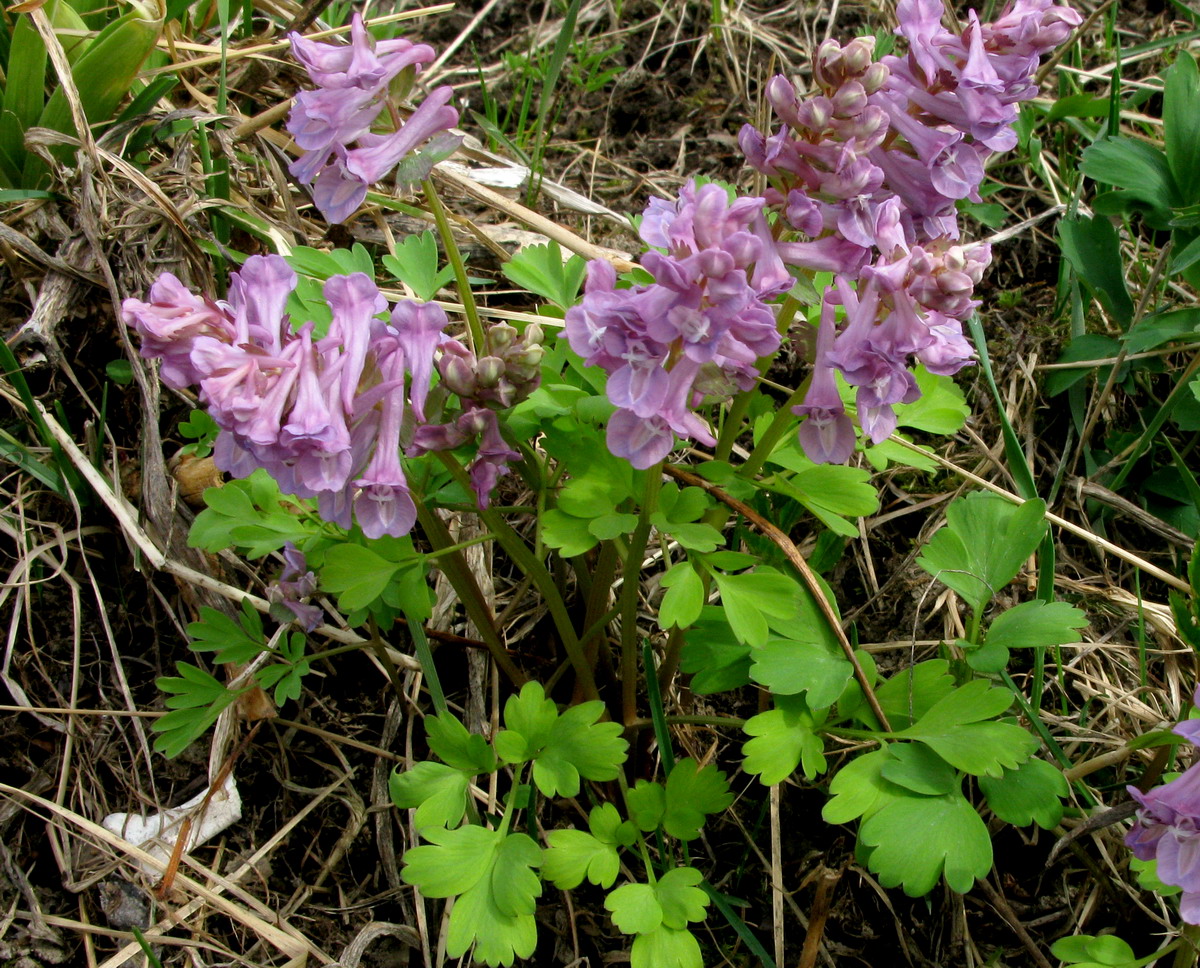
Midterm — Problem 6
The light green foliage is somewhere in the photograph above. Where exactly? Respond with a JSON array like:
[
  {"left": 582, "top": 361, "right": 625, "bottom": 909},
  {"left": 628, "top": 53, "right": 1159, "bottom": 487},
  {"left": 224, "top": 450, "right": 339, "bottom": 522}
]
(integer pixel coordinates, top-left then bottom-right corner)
[
  {"left": 426, "top": 712, "right": 498, "bottom": 774},
  {"left": 972, "top": 599, "right": 1087, "bottom": 672},
  {"left": 978, "top": 757, "right": 1069, "bottom": 829},
  {"left": 630, "top": 926, "right": 704, "bottom": 968},
  {"left": 625, "top": 779, "right": 666, "bottom": 830},
  {"left": 606, "top": 868, "right": 709, "bottom": 968},
  {"left": 750, "top": 637, "right": 853, "bottom": 708},
  {"left": 382, "top": 231, "right": 456, "bottom": 302},
  {"left": 742, "top": 694, "right": 828, "bottom": 784},
  {"left": 894, "top": 679, "right": 1037, "bottom": 777},
  {"left": 823, "top": 748, "right": 906, "bottom": 824},
  {"left": 650, "top": 483, "right": 722, "bottom": 552},
  {"left": 493, "top": 682, "right": 628, "bottom": 796},
  {"left": 189, "top": 471, "right": 315, "bottom": 558},
  {"left": 542, "top": 427, "right": 639, "bottom": 555},
  {"left": 402, "top": 827, "right": 542, "bottom": 966},
  {"left": 711, "top": 567, "right": 802, "bottom": 646},
  {"left": 663, "top": 759, "right": 734, "bottom": 840},
  {"left": 859, "top": 788, "right": 992, "bottom": 895},
  {"left": 1051, "top": 934, "right": 1161, "bottom": 968},
  {"left": 762, "top": 447, "right": 879, "bottom": 536},
  {"left": 187, "top": 600, "right": 265, "bottom": 665},
  {"left": 917, "top": 493, "right": 1048, "bottom": 613},
  {"left": 178, "top": 409, "right": 220, "bottom": 458},
  {"left": 318, "top": 537, "right": 432, "bottom": 625},
  {"left": 285, "top": 244, "right": 375, "bottom": 331},
  {"left": 1058, "top": 216, "right": 1135, "bottom": 328},
  {"left": 679, "top": 607, "right": 752, "bottom": 694},
  {"left": 866, "top": 658, "right": 955, "bottom": 730},
  {"left": 659, "top": 561, "right": 706, "bottom": 630},
  {"left": 892, "top": 367, "right": 972, "bottom": 435},
  {"left": 543, "top": 803, "right": 636, "bottom": 889},
  {"left": 255, "top": 631, "right": 311, "bottom": 705},
  {"left": 501, "top": 241, "right": 587, "bottom": 310},
  {"left": 879, "top": 743, "right": 958, "bottom": 796},
  {"left": 389, "top": 761, "right": 470, "bottom": 830},
  {"left": 153, "top": 662, "right": 243, "bottom": 757}
]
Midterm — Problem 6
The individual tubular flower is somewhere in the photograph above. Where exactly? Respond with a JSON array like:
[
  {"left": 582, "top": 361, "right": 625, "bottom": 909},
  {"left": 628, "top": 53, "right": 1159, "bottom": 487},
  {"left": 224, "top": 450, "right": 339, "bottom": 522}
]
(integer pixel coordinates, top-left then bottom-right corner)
[
  {"left": 286, "top": 13, "right": 462, "bottom": 223},
  {"left": 267, "top": 543, "right": 323, "bottom": 631},
  {"left": 121, "top": 274, "right": 235, "bottom": 388},
  {"left": 1127, "top": 693, "right": 1200, "bottom": 924},
  {"left": 565, "top": 181, "right": 788, "bottom": 467}
]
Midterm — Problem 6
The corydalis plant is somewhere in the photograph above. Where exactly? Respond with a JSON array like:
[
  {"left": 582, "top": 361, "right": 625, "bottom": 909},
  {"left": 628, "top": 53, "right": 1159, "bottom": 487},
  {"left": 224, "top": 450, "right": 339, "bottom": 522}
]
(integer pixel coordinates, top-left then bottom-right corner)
[{"left": 287, "top": 14, "right": 462, "bottom": 223}]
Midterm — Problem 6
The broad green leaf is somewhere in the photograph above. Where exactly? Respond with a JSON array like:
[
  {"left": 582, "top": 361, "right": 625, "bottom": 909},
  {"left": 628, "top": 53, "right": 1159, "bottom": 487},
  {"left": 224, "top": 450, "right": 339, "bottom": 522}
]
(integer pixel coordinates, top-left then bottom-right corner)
[
  {"left": 543, "top": 828, "right": 620, "bottom": 889},
  {"left": 859, "top": 789, "right": 992, "bottom": 895},
  {"left": 630, "top": 926, "right": 703, "bottom": 968},
  {"left": 655, "top": 867, "right": 709, "bottom": 928},
  {"left": 822, "top": 748, "right": 909, "bottom": 824},
  {"left": 320, "top": 544, "right": 403, "bottom": 613},
  {"left": 186, "top": 603, "right": 265, "bottom": 665},
  {"left": 978, "top": 757, "right": 1068, "bottom": 829},
  {"left": 659, "top": 562, "right": 706, "bottom": 630},
  {"left": 1045, "top": 333, "right": 1123, "bottom": 396},
  {"left": 983, "top": 599, "right": 1087, "bottom": 671},
  {"left": 1080, "top": 136, "right": 1177, "bottom": 222},
  {"left": 1165, "top": 54, "right": 1200, "bottom": 201},
  {"left": 893, "top": 367, "right": 970, "bottom": 434},
  {"left": 152, "top": 662, "right": 243, "bottom": 757},
  {"left": 188, "top": 473, "right": 313, "bottom": 558},
  {"left": 917, "top": 493, "right": 1048, "bottom": 613},
  {"left": 879, "top": 742, "right": 958, "bottom": 796},
  {"left": 896, "top": 680, "right": 1038, "bottom": 777},
  {"left": 381, "top": 231, "right": 455, "bottom": 302},
  {"left": 494, "top": 681, "right": 559, "bottom": 761},
  {"left": 1058, "top": 216, "right": 1135, "bottom": 328},
  {"left": 401, "top": 824, "right": 498, "bottom": 897},
  {"left": 712, "top": 568, "right": 801, "bottom": 646},
  {"left": 588, "top": 802, "right": 638, "bottom": 847},
  {"left": 651, "top": 517, "right": 723, "bottom": 552},
  {"left": 606, "top": 882, "right": 663, "bottom": 934},
  {"left": 663, "top": 758, "right": 733, "bottom": 840},
  {"left": 442, "top": 832, "right": 540, "bottom": 966},
  {"left": 742, "top": 695, "right": 827, "bottom": 784},
  {"left": 490, "top": 833, "right": 542, "bottom": 917},
  {"left": 589, "top": 511, "right": 639, "bottom": 540},
  {"left": 1050, "top": 933, "right": 1159, "bottom": 968},
  {"left": 679, "top": 608, "right": 752, "bottom": 693},
  {"left": 1123, "top": 308, "right": 1200, "bottom": 353},
  {"left": 388, "top": 761, "right": 470, "bottom": 830},
  {"left": 501, "top": 241, "right": 587, "bottom": 309},
  {"left": 541, "top": 509, "right": 599, "bottom": 556},
  {"left": 867, "top": 659, "right": 956, "bottom": 731},
  {"left": 625, "top": 779, "right": 666, "bottom": 831},
  {"left": 426, "top": 712, "right": 497, "bottom": 774},
  {"left": 750, "top": 637, "right": 852, "bottom": 708}
]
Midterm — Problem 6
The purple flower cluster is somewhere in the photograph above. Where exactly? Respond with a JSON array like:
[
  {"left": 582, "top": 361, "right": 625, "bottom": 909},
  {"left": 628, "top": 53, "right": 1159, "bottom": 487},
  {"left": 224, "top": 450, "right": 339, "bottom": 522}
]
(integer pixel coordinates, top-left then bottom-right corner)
[
  {"left": 737, "top": 0, "right": 1079, "bottom": 462},
  {"left": 122, "top": 255, "right": 451, "bottom": 538},
  {"left": 1127, "top": 692, "right": 1200, "bottom": 923},
  {"left": 563, "top": 181, "right": 791, "bottom": 468},
  {"left": 268, "top": 543, "right": 322, "bottom": 630},
  {"left": 286, "top": 14, "right": 461, "bottom": 223}
]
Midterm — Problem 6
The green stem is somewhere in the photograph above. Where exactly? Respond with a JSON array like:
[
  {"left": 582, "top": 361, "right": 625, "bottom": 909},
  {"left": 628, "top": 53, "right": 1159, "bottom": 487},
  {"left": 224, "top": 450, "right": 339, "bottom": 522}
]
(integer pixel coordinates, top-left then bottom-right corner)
[
  {"left": 414, "top": 500, "right": 526, "bottom": 687},
  {"left": 615, "top": 770, "right": 658, "bottom": 884},
  {"left": 436, "top": 452, "right": 600, "bottom": 702},
  {"left": 620, "top": 466, "right": 662, "bottom": 724},
  {"left": 739, "top": 381, "right": 807, "bottom": 479},
  {"left": 423, "top": 179, "right": 486, "bottom": 352},
  {"left": 627, "top": 714, "right": 747, "bottom": 729},
  {"left": 714, "top": 388, "right": 756, "bottom": 463},
  {"left": 409, "top": 617, "right": 447, "bottom": 716}
]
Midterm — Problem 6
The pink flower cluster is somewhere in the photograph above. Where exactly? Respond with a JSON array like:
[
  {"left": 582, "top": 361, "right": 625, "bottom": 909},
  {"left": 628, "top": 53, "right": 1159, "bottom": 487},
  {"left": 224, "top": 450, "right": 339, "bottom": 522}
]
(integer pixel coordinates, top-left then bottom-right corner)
[
  {"left": 122, "top": 255, "right": 449, "bottom": 538},
  {"left": 563, "top": 181, "right": 791, "bottom": 468},
  {"left": 739, "top": 0, "right": 1079, "bottom": 462},
  {"left": 286, "top": 14, "right": 461, "bottom": 223}
]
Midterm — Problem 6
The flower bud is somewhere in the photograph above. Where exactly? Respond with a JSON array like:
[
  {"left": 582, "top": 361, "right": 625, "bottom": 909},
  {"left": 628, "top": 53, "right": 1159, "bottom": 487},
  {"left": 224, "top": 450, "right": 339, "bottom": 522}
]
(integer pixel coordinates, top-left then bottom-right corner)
[
  {"left": 440, "top": 354, "right": 477, "bottom": 398},
  {"left": 476, "top": 355, "right": 505, "bottom": 388},
  {"left": 766, "top": 75, "right": 801, "bottom": 128},
  {"left": 831, "top": 81, "right": 868, "bottom": 119},
  {"left": 487, "top": 323, "right": 517, "bottom": 352},
  {"left": 861, "top": 62, "right": 890, "bottom": 94},
  {"left": 813, "top": 40, "right": 844, "bottom": 91},
  {"left": 796, "top": 96, "right": 832, "bottom": 132},
  {"left": 841, "top": 37, "right": 876, "bottom": 77}
]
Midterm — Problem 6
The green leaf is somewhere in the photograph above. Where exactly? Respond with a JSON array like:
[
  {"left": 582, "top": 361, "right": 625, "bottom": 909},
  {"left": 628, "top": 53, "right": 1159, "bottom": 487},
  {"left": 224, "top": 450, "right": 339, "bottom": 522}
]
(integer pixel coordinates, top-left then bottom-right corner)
[
  {"left": 543, "top": 828, "right": 620, "bottom": 889},
  {"left": 655, "top": 867, "right": 709, "bottom": 928},
  {"left": 381, "top": 231, "right": 455, "bottom": 302},
  {"left": 1124, "top": 308, "right": 1200, "bottom": 354},
  {"left": 607, "top": 882, "right": 663, "bottom": 935},
  {"left": 1050, "top": 933, "right": 1159, "bottom": 968},
  {"left": 1080, "top": 136, "right": 1177, "bottom": 222},
  {"left": 895, "top": 680, "right": 1038, "bottom": 777},
  {"left": 750, "top": 637, "right": 853, "bottom": 708},
  {"left": 917, "top": 493, "right": 1048, "bottom": 613},
  {"left": 1165, "top": 54, "right": 1200, "bottom": 201},
  {"left": 541, "top": 509, "right": 599, "bottom": 557},
  {"left": 712, "top": 568, "right": 801, "bottom": 646},
  {"left": 426, "top": 712, "right": 497, "bottom": 774},
  {"left": 879, "top": 743, "right": 958, "bottom": 796},
  {"left": 742, "top": 694, "right": 828, "bottom": 784},
  {"left": 761, "top": 454, "right": 878, "bottom": 535},
  {"left": 440, "top": 832, "right": 541, "bottom": 967},
  {"left": 630, "top": 926, "right": 703, "bottom": 968},
  {"left": 188, "top": 473, "right": 313, "bottom": 558},
  {"left": 1058, "top": 216, "right": 1136, "bottom": 328},
  {"left": 822, "top": 748, "right": 909, "bottom": 824},
  {"left": 402, "top": 824, "right": 499, "bottom": 896},
  {"left": 679, "top": 608, "right": 752, "bottom": 694},
  {"left": 501, "top": 241, "right": 587, "bottom": 309},
  {"left": 588, "top": 802, "right": 638, "bottom": 846},
  {"left": 983, "top": 599, "right": 1087, "bottom": 668},
  {"left": 186, "top": 602, "right": 265, "bottom": 665},
  {"left": 389, "top": 761, "right": 470, "bottom": 830},
  {"left": 1045, "top": 333, "right": 1123, "bottom": 396},
  {"left": 494, "top": 682, "right": 628, "bottom": 796},
  {"left": 152, "top": 662, "right": 243, "bottom": 757},
  {"left": 319, "top": 543, "right": 403, "bottom": 613},
  {"left": 859, "top": 788, "right": 992, "bottom": 895},
  {"left": 625, "top": 779, "right": 666, "bottom": 831},
  {"left": 867, "top": 659, "right": 956, "bottom": 731},
  {"left": 659, "top": 562, "right": 706, "bottom": 630},
  {"left": 892, "top": 367, "right": 970, "bottom": 435},
  {"left": 978, "top": 757, "right": 1068, "bottom": 829},
  {"left": 663, "top": 758, "right": 733, "bottom": 840},
  {"left": 589, "top": 511, "right": 639, "bottom": 540}
]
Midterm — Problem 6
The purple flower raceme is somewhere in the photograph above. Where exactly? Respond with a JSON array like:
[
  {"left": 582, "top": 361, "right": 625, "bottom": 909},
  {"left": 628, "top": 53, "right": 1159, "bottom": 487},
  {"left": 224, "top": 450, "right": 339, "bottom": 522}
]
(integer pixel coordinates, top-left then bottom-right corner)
[
  {"left": 267, "top": 542, "right": 323, "bottom": 631},
  {"left": 286, "top": 14, "right": 462, "bottom": 223},
  {"left": 565, "top": 181, "right": 789, "bottom": 469},
  {"left": 733, "top": 0, "right": 1078, "bottom": 463},
  {"left": 121, "top": 255, "right": 474, "bottom": 538},
  {"left": 1127, "top": 692, "right": 1200, "bottom": 923}
]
